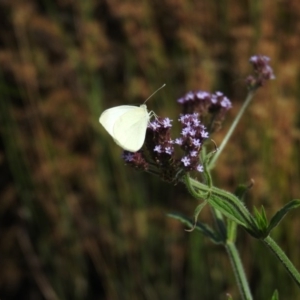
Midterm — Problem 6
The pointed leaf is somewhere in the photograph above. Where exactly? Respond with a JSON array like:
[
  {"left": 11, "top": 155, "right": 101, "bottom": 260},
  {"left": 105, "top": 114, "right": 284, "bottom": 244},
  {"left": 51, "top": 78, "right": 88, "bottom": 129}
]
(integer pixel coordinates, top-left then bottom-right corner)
[
  {"left": 167, "top": 213, "right": 222, "bottom": 244},
  {"left": 271, "top": 289, "right": 279, "bottom": 300},
  {"left": 208, "top": 194, "right": 250, "bottom": 227},
  {"left": 268, "top": 199, "right": 300, "bottom": 234},
  {"left": 253, "top": 206, "right": 268, "bottom": 230},
  {"left": 185, "top": 201, "right": 207, "bottom": 232}
]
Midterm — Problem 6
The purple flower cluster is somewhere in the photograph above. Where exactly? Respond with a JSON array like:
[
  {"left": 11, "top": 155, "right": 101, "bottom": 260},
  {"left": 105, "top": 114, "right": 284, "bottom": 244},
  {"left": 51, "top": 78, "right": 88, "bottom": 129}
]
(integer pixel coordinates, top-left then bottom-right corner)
[
  {"left": 177, "top": 90, "right": 232, "bottom": 133},
  {"left": 122, "top": 114, "right": 209, "bottom": 182},
  {"left": 121, "top": 87, "right": 234, "bottom": 181},
  {"left": 246, "top": 55, "right": 275, "bottom": 89},
  {"left": 175, "top": 113, "right": 208, "bottom": 172}
]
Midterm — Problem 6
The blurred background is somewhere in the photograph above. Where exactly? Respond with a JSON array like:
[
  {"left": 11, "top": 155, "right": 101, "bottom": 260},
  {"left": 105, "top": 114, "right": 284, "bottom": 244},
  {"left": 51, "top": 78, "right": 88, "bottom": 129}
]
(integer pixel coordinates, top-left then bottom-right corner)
[{"left": 0, "top": 0, "right": 300, "bottom": 299}]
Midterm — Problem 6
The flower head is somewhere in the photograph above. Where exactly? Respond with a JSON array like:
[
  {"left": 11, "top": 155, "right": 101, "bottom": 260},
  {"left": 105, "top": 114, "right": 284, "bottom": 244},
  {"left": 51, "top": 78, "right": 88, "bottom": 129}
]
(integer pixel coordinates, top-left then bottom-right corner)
[
  {"left": 177, "top": 90, "right": 232, "bottom": 133},
  {"left": 123, "top": 113, "right": 207, "bottom": 181},
  {"left": 246, "top": 55, "right": 275, "bottom": 89}
]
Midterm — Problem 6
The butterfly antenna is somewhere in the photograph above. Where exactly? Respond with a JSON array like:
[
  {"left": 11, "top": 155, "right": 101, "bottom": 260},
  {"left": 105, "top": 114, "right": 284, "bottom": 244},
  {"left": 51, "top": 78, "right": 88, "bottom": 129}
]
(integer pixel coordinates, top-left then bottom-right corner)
[{"left": 144, "top": 84, "right": 166, "bottom": 104}]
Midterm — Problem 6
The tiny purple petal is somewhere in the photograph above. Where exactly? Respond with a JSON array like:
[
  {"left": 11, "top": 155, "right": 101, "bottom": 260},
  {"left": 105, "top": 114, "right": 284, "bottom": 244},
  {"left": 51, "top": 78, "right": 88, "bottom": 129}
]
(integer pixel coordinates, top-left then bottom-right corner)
[
  {"left": 149, "top": 121, "right": 161, "bottom": 130},
  {"left": 220, "top": 97, "right": 232, "bottom": 108},
  {"left": 123, "top": 152, "right": 134, "bottom": 162},
  {"left": 192, "top": 139, "right": 201, "bottom": 147},
  {"left": 196, "top": 91, "right": 210, "bottom": 99},
  {"left": 201, "top": 130, "right": 209, "bottom": 139},
  {"left": 154, "top": 145, "right": 163, "bottom": 153},
  {"left": 181, "top": 127, "right": 191, "bottom": 136},
  {"left": 192, "top": 119, "right": 201, "bottom": 127},
  {"left": 249, "top": 55, "right": 259, "bottom": 63},
  {"left": 189, "top": 129, "right": 196, "bottom": 136},
  {"left": 190, "top": 150, "right": 198, "bottom": 157},
  {"left": 181, "top": 156, "right": 191, "bottom": 166},
  {"left": 162, "top": 118, "right": 173, "bottom": 128},
  {"left": 211, "top": 95, "right": 218, "bottom": 104},
  {"left": 185, "top": 91, "right": 194, "bottom": 101},
  {"left": 196, "top": 164, "right": 204, "bottom": 172},
  {"left": 165, "top": 146, "right": 173, "bottom": 155},
  {"left": 174, "top": 138, "right": 183, "bottom": 145}
]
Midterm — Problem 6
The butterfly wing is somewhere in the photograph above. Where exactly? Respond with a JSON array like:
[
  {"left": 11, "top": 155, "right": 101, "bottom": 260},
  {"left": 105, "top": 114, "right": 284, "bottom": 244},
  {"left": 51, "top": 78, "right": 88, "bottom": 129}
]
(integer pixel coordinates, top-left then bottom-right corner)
[
  {"left": 99, "top": 105, "right": 136, "bottom": 137},
  {"left": 112, "top": 105, "right": 149, "bottom": 152}
]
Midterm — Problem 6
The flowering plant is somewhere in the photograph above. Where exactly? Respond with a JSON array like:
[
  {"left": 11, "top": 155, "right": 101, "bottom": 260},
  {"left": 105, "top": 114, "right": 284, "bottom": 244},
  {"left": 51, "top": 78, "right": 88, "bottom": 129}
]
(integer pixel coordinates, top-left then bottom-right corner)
[{"left": 106, "top": 55, "right": 300, "bottom": 299}]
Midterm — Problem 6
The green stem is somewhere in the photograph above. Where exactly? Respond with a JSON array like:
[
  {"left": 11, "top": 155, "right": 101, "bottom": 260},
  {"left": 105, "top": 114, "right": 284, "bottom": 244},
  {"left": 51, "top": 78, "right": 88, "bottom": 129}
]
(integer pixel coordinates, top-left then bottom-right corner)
[
  {"left": 263, "top": 236, "right": 300, "bottom": 287},
  {"left": 209, "top": 90, "right": 256, "bottom": 169},
  {"left": 225, "top": 241, "right": 253, "bottom": 300},
  {"left": 184, "top": 176, "right": 253, "bottom": 298}
]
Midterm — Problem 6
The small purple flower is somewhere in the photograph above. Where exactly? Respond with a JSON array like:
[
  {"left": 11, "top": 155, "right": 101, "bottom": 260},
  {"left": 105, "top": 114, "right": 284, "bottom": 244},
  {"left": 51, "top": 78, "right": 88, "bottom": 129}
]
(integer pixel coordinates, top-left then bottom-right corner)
[
  {"left": 165, "top": 146, "right": 173, "bottom": 155},
  {"left": 154, "top": 145, "right": 163, "bottom": 153},
  {"left": 249, "top": 55, "right": 270, "bottom": 64},
  {"left": 196, "top": 91, "right": 210, "bottom": 100},
  {"left": 211, "top": 94, "right": 218, "bottom": 104},
  {"left": 220, "top": 97, "right": 232, "bottom": 109},
  {"left": 149, "top": 120, "right": 161, "bottom": 130},
  {"left": 189, "top": 129, "right": 196, "bottom": 136},
  {"left": 190, "top": 151, "right": 198, "bottom": 157},
  {"left": 192, "top": 139, "right": 201, "bottom": 147},
  {"left": 185, "top": 91, "right": 194, "bottom": 101},
  {"left": 196, "top": 164, "right": 204, "bottom": 172},
  {"left": 181, "top": 127, "right": 191, "bottom": 136},
  {"left": 181, "top": 156, "right": 191, "bottom": 167},
  {"left": 174, "top": 138, "right": 183, "bottom": 145},
  {"left": 177, "top": 97, "right": 184, "bottom": 104},
  {"left": 123, "top": 152, "right": 134, "bottom": 162},
  {"left": 201, "top": 130, "right": 209, "bottom": 139},
  {"left": 161, "top": 118, "right": 173, "bottom": 128},
  {"left": 192, "top": 118, "right": 201, "bottom": 127}
]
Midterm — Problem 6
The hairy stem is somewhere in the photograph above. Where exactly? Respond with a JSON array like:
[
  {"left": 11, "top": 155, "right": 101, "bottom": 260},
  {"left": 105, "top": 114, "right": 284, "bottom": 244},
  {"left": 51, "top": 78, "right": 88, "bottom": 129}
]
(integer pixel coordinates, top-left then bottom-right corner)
[
  {"left": 225, "top": 241, "right": 253, "bottom": 300},
  {"left": 263, "top": 236, "right": 300, "bottom": 287}
]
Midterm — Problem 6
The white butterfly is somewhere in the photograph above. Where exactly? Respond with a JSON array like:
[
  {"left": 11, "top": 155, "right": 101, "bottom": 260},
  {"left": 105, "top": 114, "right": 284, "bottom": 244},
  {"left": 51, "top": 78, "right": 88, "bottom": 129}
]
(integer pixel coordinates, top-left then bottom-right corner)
[{"left": 99, "top": 104, "right": 150, "bottom": 152}]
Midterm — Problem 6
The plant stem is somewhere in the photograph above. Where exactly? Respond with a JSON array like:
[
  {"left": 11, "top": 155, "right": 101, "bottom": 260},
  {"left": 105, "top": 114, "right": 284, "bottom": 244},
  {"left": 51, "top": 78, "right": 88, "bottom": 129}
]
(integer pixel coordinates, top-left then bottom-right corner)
[
  {"left": 209, "top": 90, "right": 256, "bottom": 169},
  {"left": 225, "top": 241, "right": 253, "bottom": 300},
  {"left": 184, "top": 176, "right": 253, "bottom": 299},
  {"left": 263, "top": 236, "right": 300, "bottom": 287}
]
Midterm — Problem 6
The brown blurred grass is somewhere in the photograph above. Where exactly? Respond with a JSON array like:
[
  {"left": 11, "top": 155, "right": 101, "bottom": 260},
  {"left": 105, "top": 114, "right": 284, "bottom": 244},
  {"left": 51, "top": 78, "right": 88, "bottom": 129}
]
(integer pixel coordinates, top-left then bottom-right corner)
[{"left": 0, "top": 0, "right": 300, "bottom": 299}]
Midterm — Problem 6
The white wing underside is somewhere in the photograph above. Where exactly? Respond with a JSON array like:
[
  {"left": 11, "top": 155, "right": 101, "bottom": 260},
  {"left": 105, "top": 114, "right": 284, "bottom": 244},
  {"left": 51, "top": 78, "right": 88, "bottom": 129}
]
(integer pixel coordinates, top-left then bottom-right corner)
[
  {"left": 99, "top": 105, "right": 137, "bottom": 137},
  {"left": 100, "top": 105, "right": 149, "bottom": 152},
  {"left": 113, "top": 107, "right": 149, "bottom": 151}
]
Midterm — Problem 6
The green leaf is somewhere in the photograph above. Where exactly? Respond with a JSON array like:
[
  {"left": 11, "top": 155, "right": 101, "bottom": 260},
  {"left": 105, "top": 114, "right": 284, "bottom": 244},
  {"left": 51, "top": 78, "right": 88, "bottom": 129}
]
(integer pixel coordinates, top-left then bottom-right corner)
[
  {"left": 267, "top": 199, "right": 300, "bottom": 234},
  {"left": 208, "top": 194, "right": 250, "bottom": 227},
  {"left": 209, "top": 194, "right": 264, "bottom": 238},
  {"left": 167, "top": 213, "right": 223, "bottom": 244},
  {"left": 253, "top": 206, "right": 268, "bottom": 232},
  {"left": 228, "top": 183, "right": 252, "bottom": 241},
  {"left": 271, "top": 289, "right": 279, "bottom": 300},
  {"left": 185, "top": 201, "right": 207, "bottom": 232}
]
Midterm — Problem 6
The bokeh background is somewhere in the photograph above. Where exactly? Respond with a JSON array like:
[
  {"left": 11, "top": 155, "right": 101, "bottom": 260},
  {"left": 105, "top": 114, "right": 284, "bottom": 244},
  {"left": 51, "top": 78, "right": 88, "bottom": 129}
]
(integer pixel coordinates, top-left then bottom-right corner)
[{"left": 1, "top": 0, "right": 300, "bottom": 299}]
